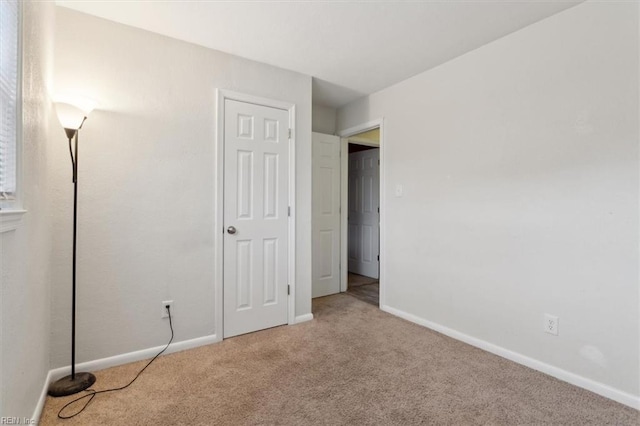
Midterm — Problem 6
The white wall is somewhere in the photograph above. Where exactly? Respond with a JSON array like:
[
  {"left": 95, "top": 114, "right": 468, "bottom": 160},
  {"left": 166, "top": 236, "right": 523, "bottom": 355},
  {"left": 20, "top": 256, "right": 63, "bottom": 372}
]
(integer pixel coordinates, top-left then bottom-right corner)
[
  {"left": 338, "top": 1, "right": 639, "bottom": 400},
  {"left": 51, "top": 7, "right": 312, "bottom": 367},
  {"left": 312, "top": 104, "right": 337, "bottom": 134},
  {"left": 0, "top": 0, "right": 55, "bottom": 418}
]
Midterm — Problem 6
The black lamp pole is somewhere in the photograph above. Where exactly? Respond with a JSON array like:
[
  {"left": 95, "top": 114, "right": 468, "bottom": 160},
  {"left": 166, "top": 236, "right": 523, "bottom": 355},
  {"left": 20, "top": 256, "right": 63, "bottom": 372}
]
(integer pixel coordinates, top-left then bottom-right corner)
[
  {"left": 48, "top": 120, "right": 97, "bottom": 397},
  {"left": 71, "top": 128, "right": 78, "bottom": 381}
]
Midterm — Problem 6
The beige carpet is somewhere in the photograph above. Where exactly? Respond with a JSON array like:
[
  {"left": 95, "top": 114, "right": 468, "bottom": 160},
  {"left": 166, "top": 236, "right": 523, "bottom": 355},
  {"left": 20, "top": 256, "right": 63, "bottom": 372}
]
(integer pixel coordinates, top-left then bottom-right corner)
[{"left": 41, "top": 295, "right": 638, "bottom": 425}]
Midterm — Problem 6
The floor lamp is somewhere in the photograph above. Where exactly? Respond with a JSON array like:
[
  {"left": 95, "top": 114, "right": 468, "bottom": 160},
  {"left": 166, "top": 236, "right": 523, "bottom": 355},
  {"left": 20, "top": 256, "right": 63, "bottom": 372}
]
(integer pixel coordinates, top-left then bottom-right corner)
[{"left": 49, "top": 99, "right": 98, "bottom": 397}]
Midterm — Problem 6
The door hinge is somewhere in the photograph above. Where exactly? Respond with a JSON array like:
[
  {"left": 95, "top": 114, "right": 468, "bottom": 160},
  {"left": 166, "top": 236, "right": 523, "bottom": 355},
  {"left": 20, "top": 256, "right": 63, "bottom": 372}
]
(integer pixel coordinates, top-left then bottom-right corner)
[
  {"left": 288, "top": 206, "right": 291, "bottom": 216},
  {"left": 377, "top": 206, "right": 380, "bottom": 213},
  {"left": 378, "top": 159, "right": 380, "bottom": 165},
  {"left": 377, "top": 255, "right": 380, "bottom": 261},
  {"left": 288, "top": 129, "right": 292, "bottom": 139},
  {"left": 287, "top": 285, "right": 290, "bottom": 295}
]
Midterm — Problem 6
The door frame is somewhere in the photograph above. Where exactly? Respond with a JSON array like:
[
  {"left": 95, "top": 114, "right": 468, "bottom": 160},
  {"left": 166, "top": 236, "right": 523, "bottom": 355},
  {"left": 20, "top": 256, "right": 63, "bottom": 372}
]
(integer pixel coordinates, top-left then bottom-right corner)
[
  {"left": 338, "top": 119, "right": 385, "bottom": 306},
  {"left": 215, "top": 89, "right": 297, "bottom": 339}
]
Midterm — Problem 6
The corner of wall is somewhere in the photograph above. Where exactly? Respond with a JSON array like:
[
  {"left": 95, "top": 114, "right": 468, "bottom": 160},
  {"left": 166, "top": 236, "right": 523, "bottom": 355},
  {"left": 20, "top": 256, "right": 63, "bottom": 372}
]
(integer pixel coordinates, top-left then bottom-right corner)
[
  {"left": 312, "top": 104, "right": 337, "bottom": 135},
  {"left": 1, "top": 0, "right": 56, "bottom": 420}
]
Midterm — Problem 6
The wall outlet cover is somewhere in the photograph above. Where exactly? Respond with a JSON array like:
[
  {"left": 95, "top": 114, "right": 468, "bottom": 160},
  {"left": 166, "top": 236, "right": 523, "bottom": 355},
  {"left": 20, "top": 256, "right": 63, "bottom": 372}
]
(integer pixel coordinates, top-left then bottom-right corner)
[{"left": 544, "top": 313, "right": 559, "bottom": 336}]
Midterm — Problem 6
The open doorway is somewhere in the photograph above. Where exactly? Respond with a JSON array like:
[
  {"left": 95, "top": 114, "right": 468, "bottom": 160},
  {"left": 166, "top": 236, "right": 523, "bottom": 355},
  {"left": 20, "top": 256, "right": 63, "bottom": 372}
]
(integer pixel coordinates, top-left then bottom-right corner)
[
  {"left": 344, "top": 128, "right": 380, "bottom": 306},
  {"left": 311, "top": 120, "right": 385, "bottom": 307}
]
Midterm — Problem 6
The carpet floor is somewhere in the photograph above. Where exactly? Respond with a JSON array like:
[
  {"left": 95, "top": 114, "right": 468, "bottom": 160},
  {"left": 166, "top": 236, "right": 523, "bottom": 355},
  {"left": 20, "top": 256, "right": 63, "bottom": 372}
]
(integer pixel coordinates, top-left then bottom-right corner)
[{"left": 40, "top": 294, "right": 638, "bottom": 425}]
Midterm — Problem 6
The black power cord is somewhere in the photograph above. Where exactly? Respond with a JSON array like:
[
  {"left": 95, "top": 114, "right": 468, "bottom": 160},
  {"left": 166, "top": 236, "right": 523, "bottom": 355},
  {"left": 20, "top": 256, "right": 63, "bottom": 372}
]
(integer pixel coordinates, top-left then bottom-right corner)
[{"left": 58, "top": 305, "right": 175, "bottom": 419}]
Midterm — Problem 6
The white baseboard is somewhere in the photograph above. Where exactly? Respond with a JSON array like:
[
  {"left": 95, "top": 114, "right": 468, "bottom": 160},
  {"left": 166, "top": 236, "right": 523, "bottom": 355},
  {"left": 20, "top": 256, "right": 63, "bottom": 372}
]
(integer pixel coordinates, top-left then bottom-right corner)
[
  {"left": 48, "top": 333, "right": 220, "bottom": 383},
  {"left": 294, "top": 313, "right": 314, "bottom": 324},
  {"left": 33, "top": 334, "right": 219, "bottom": 424},
  {"left": 380, "top": 304, "right": 640, "bottom": 410},
  {"left": 32, "top": 369, "right": 53, "bottom": 424},
  {"left": 35, "top": 317, "right": 319, "bottom": 423}
]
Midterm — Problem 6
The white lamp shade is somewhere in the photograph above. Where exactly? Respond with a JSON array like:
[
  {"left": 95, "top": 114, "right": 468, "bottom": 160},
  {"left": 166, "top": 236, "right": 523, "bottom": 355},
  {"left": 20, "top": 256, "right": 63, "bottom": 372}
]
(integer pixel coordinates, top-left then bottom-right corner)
[
  {"left": 55, "top": 103, "right": 85, "bottom": 130},
  {"left": 54, "top": 96, "right": 97, "bottom": 130}
]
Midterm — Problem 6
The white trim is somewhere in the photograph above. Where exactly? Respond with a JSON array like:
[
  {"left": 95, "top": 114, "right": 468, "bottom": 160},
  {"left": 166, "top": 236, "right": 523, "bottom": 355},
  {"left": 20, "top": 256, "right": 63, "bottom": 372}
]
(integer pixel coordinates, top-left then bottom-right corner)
[
  {"left": 339, "top": 137, "right": 348, "bottom": 292},
  {"left": 49, "top": 334, "right": 220, "bottom": 383},
  {"left": 215, "top": 89, "right": 297, "bottom": 337},
  {"left": 0, "top": 209, "right": 26, "bottom": 233},
  {"left": 217, "top": 89, "right": 295, "bottom": 113},
  {"left": 32, "top": 370, "right": 52, "bottom": 424},
  {"left": 338, "top": 120, "right": 382, "bottom": 139},
  {"left": 337, "top": 119, "right": 386, "bottom": 306},
  {"left": 32, "top": 334, "right": 220, "bottom": 424},
  {"left": 293, "top": 313, "right": 314, "bottom": 324},
  {"left": 287, "top": 105, "right": 297, "bottom": 325},
  {"left": 214, "top": 90, "right": 224, "bottom": 340},
  {"left": 380, "top": 304, "right": 640, "bottom": 410}
]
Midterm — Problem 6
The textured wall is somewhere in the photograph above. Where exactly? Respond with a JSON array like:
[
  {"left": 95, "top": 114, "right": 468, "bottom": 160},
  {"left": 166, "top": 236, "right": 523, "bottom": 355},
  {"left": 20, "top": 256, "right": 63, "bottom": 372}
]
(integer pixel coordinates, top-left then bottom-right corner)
[
  {"left": 0, "top": 0, "right": 55, "bottom": 418},
  {"left": 338, "top": 1, "right": 639, "bottom": 398},
  {"left": 50, "top": 7, "right": 312, "bottom": 367}
]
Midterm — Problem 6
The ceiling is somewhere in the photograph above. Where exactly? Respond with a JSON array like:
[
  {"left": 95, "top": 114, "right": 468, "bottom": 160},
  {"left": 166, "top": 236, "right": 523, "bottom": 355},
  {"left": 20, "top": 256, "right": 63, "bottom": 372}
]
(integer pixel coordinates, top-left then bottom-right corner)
[{"left": 56, "top": 0, "right": 582, "bottom": 109}]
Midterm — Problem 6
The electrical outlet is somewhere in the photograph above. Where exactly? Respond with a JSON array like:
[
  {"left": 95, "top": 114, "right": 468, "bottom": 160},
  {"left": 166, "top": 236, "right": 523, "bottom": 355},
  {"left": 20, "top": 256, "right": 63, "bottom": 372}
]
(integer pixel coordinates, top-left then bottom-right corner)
[
  {"left": 544, "top": 313, "right": 559, "bottom": 336},
  {"left": 162, "top": 300, "right": 174, "bottom": 318}
]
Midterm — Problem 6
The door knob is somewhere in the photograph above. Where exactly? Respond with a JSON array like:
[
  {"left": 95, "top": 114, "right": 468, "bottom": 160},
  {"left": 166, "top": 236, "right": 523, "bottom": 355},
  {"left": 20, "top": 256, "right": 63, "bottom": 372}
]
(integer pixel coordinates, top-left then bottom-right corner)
[{"left": 227, "top": 226, "right": 237, "bottom": 235}]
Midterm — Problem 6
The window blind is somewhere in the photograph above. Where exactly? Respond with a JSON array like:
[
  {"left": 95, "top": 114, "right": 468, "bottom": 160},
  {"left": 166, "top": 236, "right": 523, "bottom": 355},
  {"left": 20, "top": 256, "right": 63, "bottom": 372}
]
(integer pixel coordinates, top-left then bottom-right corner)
[{"left": 0, "top": 0, "right": 19, "bottom": 198}]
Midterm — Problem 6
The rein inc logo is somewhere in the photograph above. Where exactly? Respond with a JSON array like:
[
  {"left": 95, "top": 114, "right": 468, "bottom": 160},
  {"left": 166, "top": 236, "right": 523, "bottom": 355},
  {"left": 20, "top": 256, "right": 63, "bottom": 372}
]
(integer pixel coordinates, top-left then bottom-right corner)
[{"left": 0, "top": 418, "right": 36, "bottom": 425}]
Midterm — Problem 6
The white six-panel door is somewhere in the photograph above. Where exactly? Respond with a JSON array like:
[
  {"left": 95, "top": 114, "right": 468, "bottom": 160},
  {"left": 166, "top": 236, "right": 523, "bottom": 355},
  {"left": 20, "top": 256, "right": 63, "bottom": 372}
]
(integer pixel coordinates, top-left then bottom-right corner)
[
  {"left": 312, "top": 133, "right": 341, "bottom": 298},
  {"left": 348, "top": 148, "right": 380, "bottom": 279},
  {"left": 223, "top": 99, "right": 289, "bottom": 338}
]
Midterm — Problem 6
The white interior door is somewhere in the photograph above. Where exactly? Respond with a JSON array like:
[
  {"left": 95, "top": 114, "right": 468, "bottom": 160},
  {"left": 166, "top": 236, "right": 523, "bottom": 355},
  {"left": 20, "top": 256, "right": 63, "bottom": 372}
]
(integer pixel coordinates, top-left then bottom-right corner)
[
  {"left": 348, "top": 148, "right": 380, "bottom": 279},
  {"left": 224, "top": 99, "right": 289, "bottom": 338},
  {"left": 312, "top": 132, "right": 341, "bottom": 298}
]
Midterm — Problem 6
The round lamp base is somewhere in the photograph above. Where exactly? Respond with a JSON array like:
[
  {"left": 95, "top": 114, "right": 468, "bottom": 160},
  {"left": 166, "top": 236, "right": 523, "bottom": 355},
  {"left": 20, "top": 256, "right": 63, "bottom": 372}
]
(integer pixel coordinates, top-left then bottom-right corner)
[{"left": 48, "top": 372, "right": 96, "bottom": 397}]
